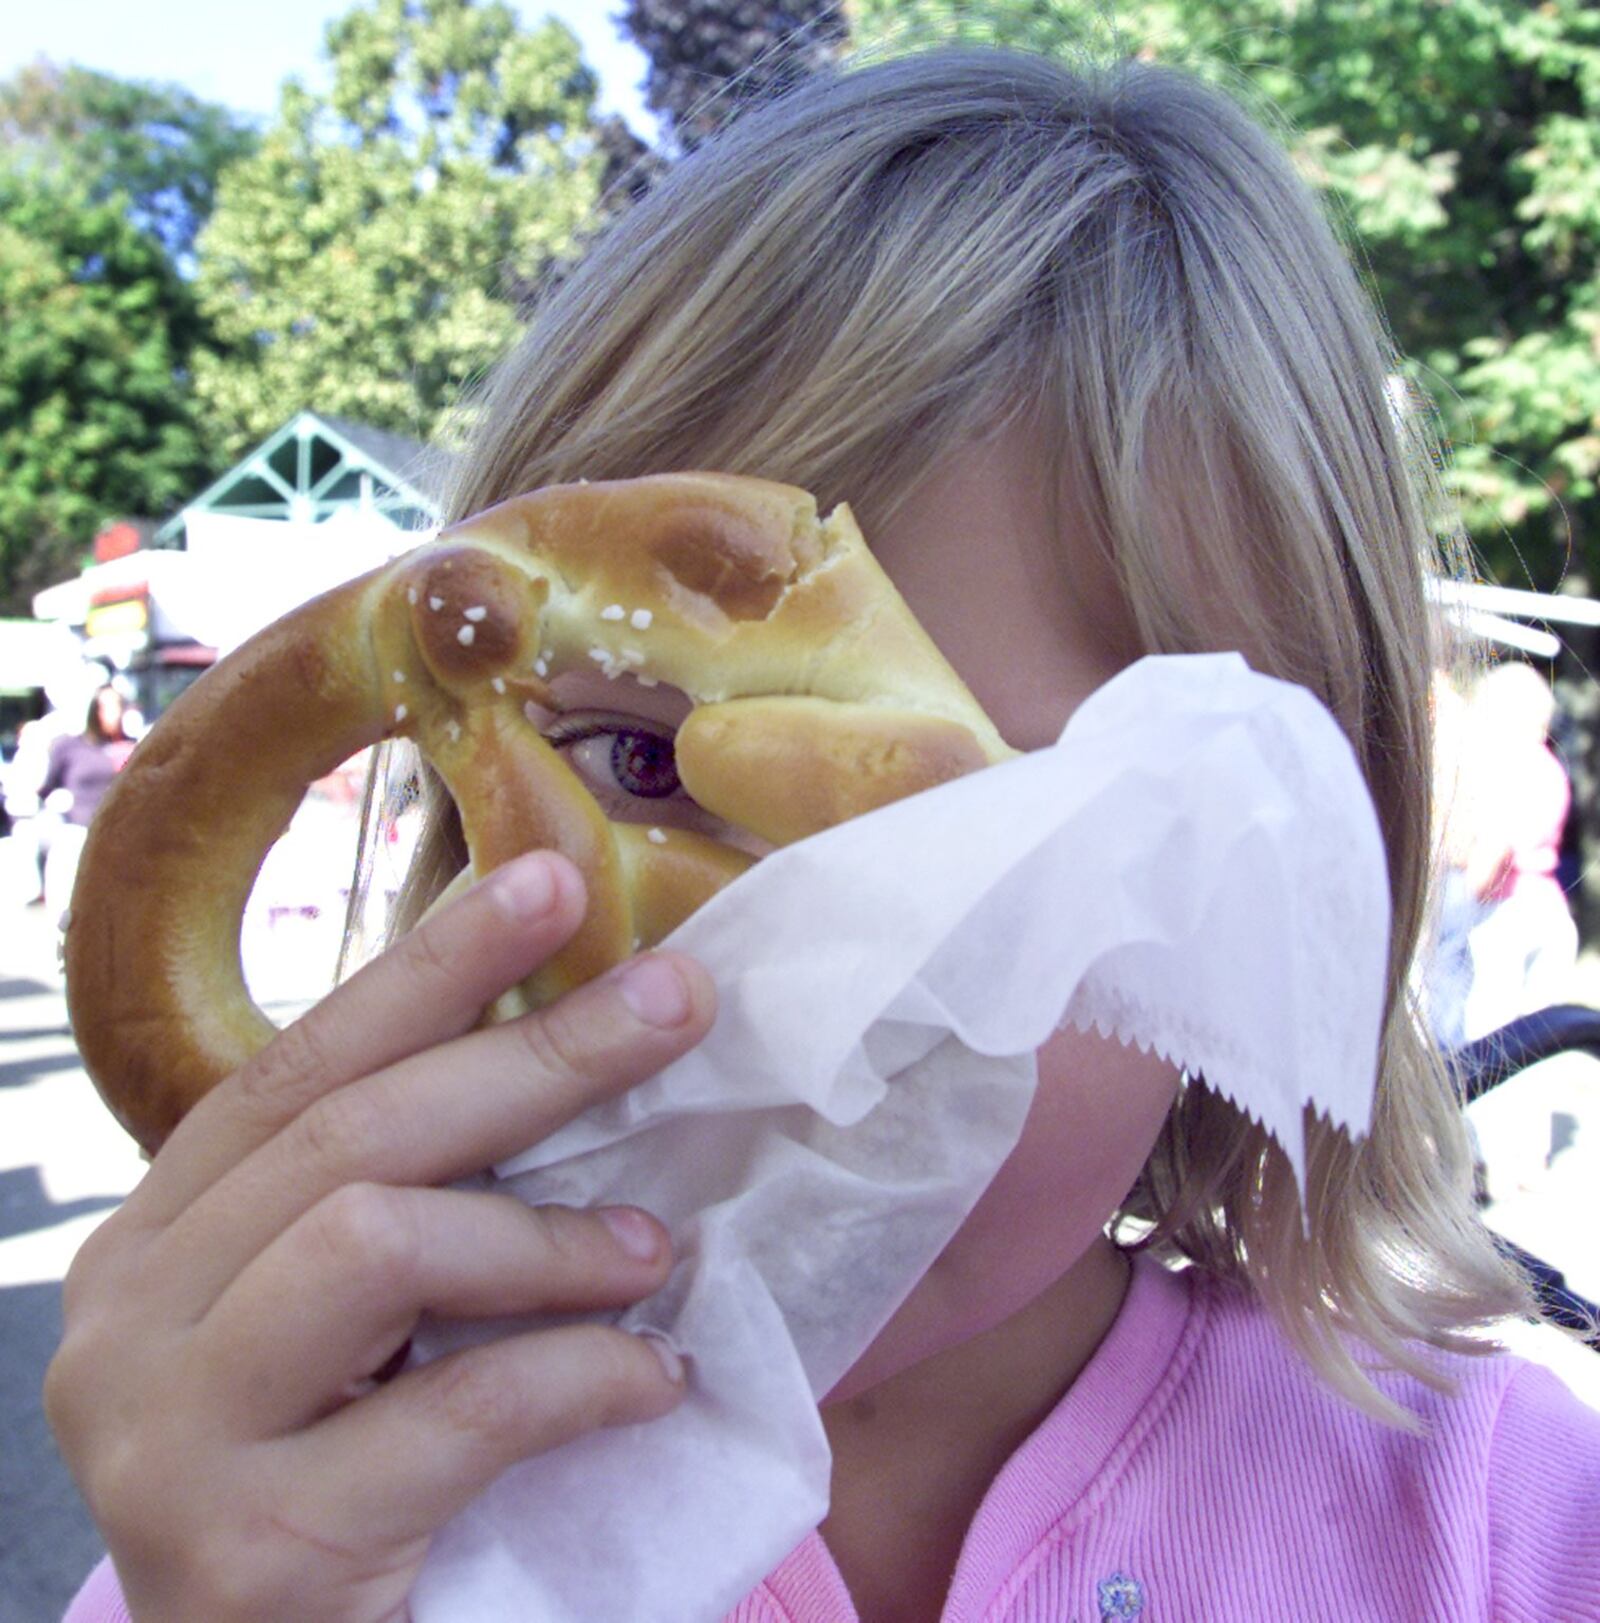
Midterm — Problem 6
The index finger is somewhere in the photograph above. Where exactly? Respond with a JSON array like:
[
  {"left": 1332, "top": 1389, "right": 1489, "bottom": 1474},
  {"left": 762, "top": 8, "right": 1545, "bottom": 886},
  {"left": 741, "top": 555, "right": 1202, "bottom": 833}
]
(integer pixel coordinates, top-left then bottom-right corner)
[{"left": 126, "top": 852, "right": 588, "bottom": 1229}]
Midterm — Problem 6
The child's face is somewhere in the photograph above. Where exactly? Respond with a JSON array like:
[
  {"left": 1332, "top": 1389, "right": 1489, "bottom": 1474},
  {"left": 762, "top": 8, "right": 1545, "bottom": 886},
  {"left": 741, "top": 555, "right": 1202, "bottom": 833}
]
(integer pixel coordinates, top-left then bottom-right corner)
[
  {"left": 549, "top": 428, "right": 1181, "bottom": 1368},
  {"left": 831, "top": 428, "right": 1182, "bottom": 1381},
  {"left": 863, "top": 428, "right": 1133, "bottom": 751}
]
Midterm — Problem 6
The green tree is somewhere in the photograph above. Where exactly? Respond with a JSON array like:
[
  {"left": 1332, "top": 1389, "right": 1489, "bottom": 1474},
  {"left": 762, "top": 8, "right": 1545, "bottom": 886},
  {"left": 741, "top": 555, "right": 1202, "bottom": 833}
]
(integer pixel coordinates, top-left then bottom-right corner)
[
  {"left": 193, "top": 0, "right": 613, "bottom": 458},
  {"left": 848, "top": 0, "right": 1600, "bottom": 591},
  {"left": 0, "top": 61, "right": 258, "bottom": 263},
  {"left": 0, "top": 165, "right": 210, "bottom": 612},
  {"left": 0, "top": 63, "right": 254, "bottom": 605},
  {"left": 619, "top": 0, "right": 848, "bottom": 149}
]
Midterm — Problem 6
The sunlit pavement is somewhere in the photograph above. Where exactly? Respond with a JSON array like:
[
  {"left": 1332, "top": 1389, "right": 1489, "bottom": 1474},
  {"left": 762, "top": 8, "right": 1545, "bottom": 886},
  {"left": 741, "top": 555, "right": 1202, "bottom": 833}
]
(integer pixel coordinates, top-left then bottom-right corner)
[
  {"left": 0, "top": 895, "right": 332, "bottom": 1620},
  {"left": 0, "top": 901, "right": 142, "bottom": 1621},
  {"left": 2, "top": 903, "right": 1599, "bottom": 1618}
]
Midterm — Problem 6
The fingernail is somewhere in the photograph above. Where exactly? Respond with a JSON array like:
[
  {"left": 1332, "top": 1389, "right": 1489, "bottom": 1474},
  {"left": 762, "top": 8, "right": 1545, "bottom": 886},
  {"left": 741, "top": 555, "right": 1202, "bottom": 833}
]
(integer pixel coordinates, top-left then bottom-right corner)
[
  {"left": 637, "top": 1329, "right": 686, "bottom": 1385},
  {"left": 491, "top": 855, "right": 556, "bottom": 921},
  {"left": 600, "top": 1206, "right": 662, "bottom": 1262},
  {"left": 616, "top": 956, "right": 692, "bottom": 1028}
]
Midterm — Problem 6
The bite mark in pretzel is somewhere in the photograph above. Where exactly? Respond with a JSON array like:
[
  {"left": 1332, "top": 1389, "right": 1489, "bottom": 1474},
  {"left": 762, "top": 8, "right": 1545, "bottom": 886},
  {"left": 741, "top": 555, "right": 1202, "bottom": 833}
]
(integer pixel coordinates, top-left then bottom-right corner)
[{"left": 63, "top": 474, "right": 1014, "bottom": 1152}]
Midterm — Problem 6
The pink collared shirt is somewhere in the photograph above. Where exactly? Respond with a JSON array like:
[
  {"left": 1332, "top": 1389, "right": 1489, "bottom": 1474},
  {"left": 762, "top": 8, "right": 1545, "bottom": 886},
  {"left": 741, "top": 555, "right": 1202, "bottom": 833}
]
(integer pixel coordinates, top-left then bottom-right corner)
[{"left": 66, "top": 1257, "right": 1600, "bottom": 1622}]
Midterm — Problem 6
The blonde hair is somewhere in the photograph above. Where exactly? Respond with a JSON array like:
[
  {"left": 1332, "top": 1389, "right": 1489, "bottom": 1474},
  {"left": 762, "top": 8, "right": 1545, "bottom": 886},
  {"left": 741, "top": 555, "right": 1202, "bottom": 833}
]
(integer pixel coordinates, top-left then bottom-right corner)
[{"left": 396, "top": 47, "right": 1532, "bottom": 1423}]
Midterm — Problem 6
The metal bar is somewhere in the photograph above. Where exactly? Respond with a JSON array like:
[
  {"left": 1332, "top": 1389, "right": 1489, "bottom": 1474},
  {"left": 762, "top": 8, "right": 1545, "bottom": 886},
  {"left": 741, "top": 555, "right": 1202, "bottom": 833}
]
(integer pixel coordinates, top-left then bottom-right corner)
[
  {"left": 1432, "top": 578, "right": 1600, "bottom": 628},
  {"left": 1450, "top": 606, "right": 1563, "bottom": 659},
  {"left": 246, "top": 458, "right": 297, "bottom": 503},
  {"left": 306, "top": 454, "right": 354, "bottom": 500}
]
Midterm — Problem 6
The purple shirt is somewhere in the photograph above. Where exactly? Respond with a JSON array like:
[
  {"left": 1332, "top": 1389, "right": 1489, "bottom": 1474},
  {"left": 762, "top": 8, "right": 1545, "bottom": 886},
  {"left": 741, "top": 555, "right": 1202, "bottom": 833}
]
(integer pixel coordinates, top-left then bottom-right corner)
[
  {"left": 39, "top": 734, "right": 121, "bottom": 827},
  {"left": 65, "top": 1256, "right": 1600, "bottom": 1622}
]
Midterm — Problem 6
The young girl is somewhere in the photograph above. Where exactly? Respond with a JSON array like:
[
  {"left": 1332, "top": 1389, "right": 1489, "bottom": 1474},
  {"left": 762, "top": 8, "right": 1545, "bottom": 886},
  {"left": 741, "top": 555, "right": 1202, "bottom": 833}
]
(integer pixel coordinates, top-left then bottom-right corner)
[{"left": 49, "top": 46, "right": 1600, "bottom": 1622}]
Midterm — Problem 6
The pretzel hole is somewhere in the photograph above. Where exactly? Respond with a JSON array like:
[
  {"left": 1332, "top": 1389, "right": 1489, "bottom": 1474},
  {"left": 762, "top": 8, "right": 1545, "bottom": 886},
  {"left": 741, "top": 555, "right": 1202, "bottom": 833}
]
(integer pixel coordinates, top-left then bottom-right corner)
[{"left": 239, "top": 747, "right": 398, "bottom": 1014}]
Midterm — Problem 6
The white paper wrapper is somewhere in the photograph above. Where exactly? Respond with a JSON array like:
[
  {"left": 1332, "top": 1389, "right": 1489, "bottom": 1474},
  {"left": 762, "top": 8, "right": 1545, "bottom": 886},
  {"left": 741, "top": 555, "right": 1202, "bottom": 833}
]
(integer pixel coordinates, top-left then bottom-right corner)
[{"left": 408, "top": 652, "right": 1391, "bottom": 1623}]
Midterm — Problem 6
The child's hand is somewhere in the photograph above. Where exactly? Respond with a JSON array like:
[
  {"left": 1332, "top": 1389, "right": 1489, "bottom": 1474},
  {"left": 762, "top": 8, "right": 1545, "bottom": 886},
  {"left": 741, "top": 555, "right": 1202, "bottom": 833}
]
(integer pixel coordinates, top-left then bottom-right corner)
[{"left": 45, "top": 852, "right": 710, "bottom": 1622}]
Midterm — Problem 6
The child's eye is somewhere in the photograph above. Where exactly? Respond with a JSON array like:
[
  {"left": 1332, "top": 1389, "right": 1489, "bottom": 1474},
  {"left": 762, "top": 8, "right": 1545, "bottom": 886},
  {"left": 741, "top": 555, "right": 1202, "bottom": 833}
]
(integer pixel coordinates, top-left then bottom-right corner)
[
  {"left": 542, "top": 708, "right": 766, "bottom": 855},
  {"left": 601, "top": 727, "right": 681, "bottom": 799},
  {"left": 545, "top": 713, "right": 685, "bottom": 807}
]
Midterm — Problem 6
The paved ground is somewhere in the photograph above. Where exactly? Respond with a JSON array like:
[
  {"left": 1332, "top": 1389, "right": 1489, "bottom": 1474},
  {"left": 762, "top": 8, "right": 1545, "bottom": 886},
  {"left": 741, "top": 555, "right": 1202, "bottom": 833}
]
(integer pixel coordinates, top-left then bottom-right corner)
[
  {"left": 0, "top": 900, "right": 322, "bottom": 1623},
  {"left": 2, "top": 897, "right": 1598, "bottom": 1620},
  {"left": 0, "top": 904, "right": 143, "bottom": 1623}
]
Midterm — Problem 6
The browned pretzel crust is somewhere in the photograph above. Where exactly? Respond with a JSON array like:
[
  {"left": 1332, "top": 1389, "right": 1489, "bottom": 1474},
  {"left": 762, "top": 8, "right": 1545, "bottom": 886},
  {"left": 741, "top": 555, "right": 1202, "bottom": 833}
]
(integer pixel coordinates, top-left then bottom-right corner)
[{"left": 64, "top": 474, "right": 1013, "bottom": 1152}]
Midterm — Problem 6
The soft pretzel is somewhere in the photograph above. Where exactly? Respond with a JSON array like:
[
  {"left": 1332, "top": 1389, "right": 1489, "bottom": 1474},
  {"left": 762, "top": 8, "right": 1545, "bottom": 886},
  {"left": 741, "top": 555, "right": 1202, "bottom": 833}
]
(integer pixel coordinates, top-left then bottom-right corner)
[{"left": 64, "top": 473, "right": 1014, "bottom": 1152}]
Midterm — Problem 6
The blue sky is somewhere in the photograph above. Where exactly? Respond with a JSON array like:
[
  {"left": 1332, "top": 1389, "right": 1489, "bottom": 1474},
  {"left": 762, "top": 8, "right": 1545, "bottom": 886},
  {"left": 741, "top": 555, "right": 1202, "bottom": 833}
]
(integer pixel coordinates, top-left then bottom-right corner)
[{"left": 0, "top": 0, "right": 655, "bottom": 132}]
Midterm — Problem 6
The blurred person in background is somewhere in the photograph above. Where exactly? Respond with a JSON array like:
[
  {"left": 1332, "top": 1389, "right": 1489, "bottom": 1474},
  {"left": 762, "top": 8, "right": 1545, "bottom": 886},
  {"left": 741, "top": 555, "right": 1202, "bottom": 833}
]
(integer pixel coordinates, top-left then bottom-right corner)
[
  {"left": 1, "top": 663, "right": 112, "bottom": 905},
  {"left": 1457, "top": 660, "right": 1577, "bottom": 1040},
  {"left": 1433, "top": 659, "right": 1581, "bottom": 1203},
  {"left": 37, "top": 684, "right": 134, "bottom": 927}
]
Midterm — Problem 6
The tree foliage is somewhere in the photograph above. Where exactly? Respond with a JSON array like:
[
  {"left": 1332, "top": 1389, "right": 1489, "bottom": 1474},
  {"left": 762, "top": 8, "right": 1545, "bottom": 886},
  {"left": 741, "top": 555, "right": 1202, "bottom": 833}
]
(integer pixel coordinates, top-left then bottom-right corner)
[
  {"left": 618, "top": 0, "right": 847, "bottom": 148},
  {"left": 8, "top": 0, "right": 1600, "bottom": 610},
  {"left": 191, "top": 0, "right": 614, "bottom": 460},
  {"left": 0, "top": 61, "right": 257, "bottom": 264},
  {"left": 0, "top": 165, "right": 210, "bottom": 612},
  {"left": 0, "top": 63, "right": 252, "bottom": 606},
  {"left": 848, "top": 0, "right": 1600, "bottom": 590}
]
